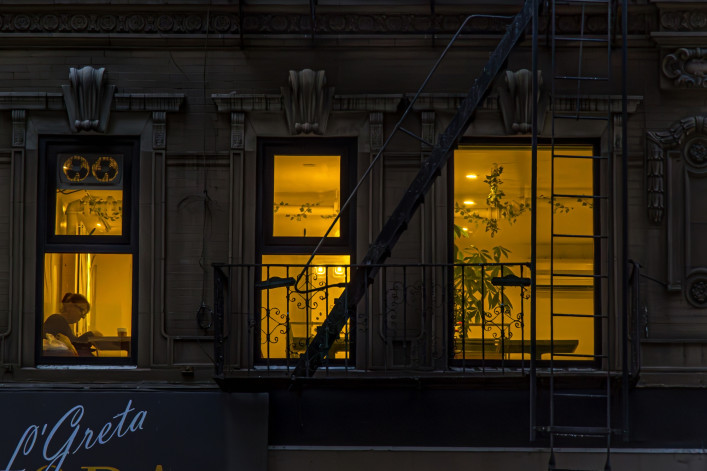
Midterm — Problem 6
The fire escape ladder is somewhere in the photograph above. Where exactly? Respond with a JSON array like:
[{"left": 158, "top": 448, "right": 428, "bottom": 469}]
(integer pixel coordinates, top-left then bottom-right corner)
[
  {"left": 291, "top": 0, "right": 539, "bottom": 378},
  {"left": 537, "top": 0, "right": 624, "bottom": 469}
]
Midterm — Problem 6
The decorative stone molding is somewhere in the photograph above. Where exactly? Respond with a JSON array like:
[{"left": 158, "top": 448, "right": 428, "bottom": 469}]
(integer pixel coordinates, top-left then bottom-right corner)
[
  {"left": 62, "top": 66, "right": 115, "bottom": 132},
  {"left": 152, "top": 111, "right": 166, "bottom": 150},
  {"left": 497, "top": 69, "right": 547, "bottom": 135},
  {"left": 231, "top": 112, "right": 245, "bottom": 151},
  {"left": 645, "top": 139, "right": 666, "bottom": 225},
  {"left": 369, "top": 112, "right": 383, "bottom": 153},
  {"left": 114, "top": 93, "right": 184, "bottom": 112},
  {"left": 0, "top": 92, "right": 64, "bottom": 110},
  {"left": 646, "top": 116, "right": 707, "bottom": 224},
  {"left": 12, "top": 110, "right": 25, "bottom": 148},
  {"left": 281, "top": 69, "right": 334, "bottom": 135},
  {"left": 686, "top": 270, "right": 707, "bottom": 308},
  {"left": 647, "top": 115, "right": 707, "bottom": 302},
  {"left": 0, "top": 12, "right": 237, "bottom": 35},
  {"left": 662, "top": 48, "right": 707, "bottom": 88},
  {"left": 214, "top": 92, "right": 641, "bottom": 116},
  {"left": 0, "top": 10, "right": 655, "bottom": 39},
  {"left": 660, "top": 10, "right": 707, "bottom": 32}
]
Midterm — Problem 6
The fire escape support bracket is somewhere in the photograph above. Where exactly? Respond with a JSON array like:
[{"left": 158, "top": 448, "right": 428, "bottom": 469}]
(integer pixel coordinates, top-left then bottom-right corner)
[{"left": 292, "top": 0, "right": 539, "bottom": 378}]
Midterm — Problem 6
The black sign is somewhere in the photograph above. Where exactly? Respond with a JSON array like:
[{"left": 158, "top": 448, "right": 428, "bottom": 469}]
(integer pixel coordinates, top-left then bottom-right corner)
[{"left": 0, "top": 391, "right": 268, "bottom": 471}]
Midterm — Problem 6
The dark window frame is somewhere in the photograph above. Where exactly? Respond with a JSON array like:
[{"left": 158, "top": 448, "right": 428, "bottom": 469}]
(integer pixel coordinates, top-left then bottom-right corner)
[
  {"left": 447, "top": 138, "right": 602, "bottom": 368},
  {"left": 255, "top": 137, "right": 358, "bottom": 363},
  {"left": 257, "top": 137, "right": 357, "bottom": 254},
  {"left": 36, "top": 135, "right": 139, "bottom": 365}
]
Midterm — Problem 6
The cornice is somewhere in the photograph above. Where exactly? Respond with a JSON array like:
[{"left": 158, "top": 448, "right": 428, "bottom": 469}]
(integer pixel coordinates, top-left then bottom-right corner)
[
  {"left": 0, "top": 8, "right": 655, "bottom": 42},
  {"left": 212, "top": 91, "right": 642, "bottom": 114},
  {"left": 0, "top": 91, "right": 184, "bottom": 112}
]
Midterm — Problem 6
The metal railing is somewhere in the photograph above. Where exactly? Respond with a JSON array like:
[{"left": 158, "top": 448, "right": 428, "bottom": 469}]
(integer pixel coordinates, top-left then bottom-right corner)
[{"left": 213, "top": 262, "right": 533, "bottom": 376}]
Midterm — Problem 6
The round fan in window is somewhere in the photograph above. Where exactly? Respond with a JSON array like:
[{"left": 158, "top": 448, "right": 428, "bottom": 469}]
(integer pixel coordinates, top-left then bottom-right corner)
[
  {"left": 62, "top": 155, "right": 90, "bottom": 182},
  {"left": 92, "top": 156, "right": 119, "bottom": 182}
]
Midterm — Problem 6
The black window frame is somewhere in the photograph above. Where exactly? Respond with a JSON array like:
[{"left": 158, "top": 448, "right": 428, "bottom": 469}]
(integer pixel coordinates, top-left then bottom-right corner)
[
  {"left": 448, "top": 138, "right": 602, "bottom": 368},
  {"left": 257, "top": 137, "right": 356, "bottom": 254},
  {"left": 36, "top": 135, "right": 139, "bottom": 365},
  {"left": 256, "top": 137, "right": 357, "bottom": 363}
]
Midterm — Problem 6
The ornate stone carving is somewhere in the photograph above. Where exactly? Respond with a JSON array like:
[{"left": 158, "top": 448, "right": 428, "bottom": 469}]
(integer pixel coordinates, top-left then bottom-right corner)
[
  {"left": 369, "top": 112, "right": 383, "bottom": 153},
  {"left": 662, "top": 48, "right": 707, "bottom": 88},
  {"left": 648, "top": 116, "right": 707, "bottom": 305},
  {"left": 281, "top": 69, "right": 334, "bottom": 135},
  {"left": 62, "top": 66, "right": 115, "bottom": 133},
  {"left": 645, "top": 116, "right": 707, "bottom": 223},
  {"left": 685, "top": 137, "right": 707, "bottom": 169},
  {"left": 645, "top": 139, "right": 665, "bottom": 225},
  {"left": 231, "top": 112, "right": 245, "bottom": 150},
  {"left": 660, "top": 10, "right": 707, "bottom": 32},
  {"left": 152, "top": 111, "right": 166, "bottom": 150},
  {"left": 12, "top": 110, "right": 25, "bottom": 148},
  {"left": 0, "top": 9, "right": 655, "bottom": 40},
  {"left": 689, "top": 280, "right": 707, "bottom": 306},
  {"left": 686, "top": 271, "right": 707, "bottom": 308},
  {"left": 497, "top": 69, "right": 547, "bottom": 135}
]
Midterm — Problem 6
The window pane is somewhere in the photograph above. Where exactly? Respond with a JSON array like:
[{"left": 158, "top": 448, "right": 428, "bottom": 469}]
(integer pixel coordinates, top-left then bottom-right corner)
[
  {"left": 55, "top": 154, "right": 123, "bottom": 236},
  {"left": 260, "top": 254, "right": 350, "bottom": 360},
  {"left": 42, "top": 253, "right": 132, "bottom": 358},
  {"left": 453, "top": 145, "right": 595, "bottom": 360},
  {"left": 272, "top": 154, "right": 340, "bottom": 238}
]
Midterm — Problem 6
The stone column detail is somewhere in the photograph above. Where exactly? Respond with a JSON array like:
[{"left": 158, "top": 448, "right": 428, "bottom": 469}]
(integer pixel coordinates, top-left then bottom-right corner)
[
  {"left": 231, "top": 112, "right": 244, "bottom": 150},
  {"left": 12, "top": 110, "right": 25, "bottom": 148},
  {"left": 369, "top": 112, "right": 383, "bottom": 153},
  {"left": 152, "top": 111, "right": 166, "bottom": 150}
]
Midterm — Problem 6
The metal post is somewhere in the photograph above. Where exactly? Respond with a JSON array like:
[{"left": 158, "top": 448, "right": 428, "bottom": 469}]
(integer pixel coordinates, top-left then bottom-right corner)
[{"left": 529, "top": 0, "right": 539, "bottom": 442}]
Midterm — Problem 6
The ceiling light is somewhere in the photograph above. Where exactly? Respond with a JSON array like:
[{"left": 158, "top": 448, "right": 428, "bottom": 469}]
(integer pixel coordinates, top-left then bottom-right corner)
[
  {"left": 466, "top": 174, "right": 478, "bottom": 179},
  {"left": 463, "top": 200, "right": 475, "bottom": 205}
]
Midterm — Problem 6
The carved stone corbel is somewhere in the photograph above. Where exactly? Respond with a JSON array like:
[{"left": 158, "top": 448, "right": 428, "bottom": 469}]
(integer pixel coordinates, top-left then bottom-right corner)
[
  {"left": 662, "top": 48, "right": 707, "bottom": 89},
  {"left": 12, "top": 110, "right": 25, "bottom": 148},
  {"left": 281, "top": 69, "right": 334, "bottom": 135},
  {"left": 497, "top": 69, "right": 547, "bottom": 135},
  {"left": 62, "top": 66, "right": 115, "bottom": 132}
]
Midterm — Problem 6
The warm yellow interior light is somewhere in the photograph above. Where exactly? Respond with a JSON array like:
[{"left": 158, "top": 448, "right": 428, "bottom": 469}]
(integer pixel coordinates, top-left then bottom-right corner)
[
  {"left": 466, "top": 174, "right": 478, "bottom": 179},
  {"left": 272, "top": 154, "right": 341, "bottom": 238},
  {"left": 453, "top": 144, "right": 595, "bottom": 361},
  {"left": 463, "top": 200, "right": 476, "bottom": 205}
]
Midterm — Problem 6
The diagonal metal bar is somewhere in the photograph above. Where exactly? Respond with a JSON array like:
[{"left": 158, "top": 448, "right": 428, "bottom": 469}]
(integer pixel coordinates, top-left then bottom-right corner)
[{"left": 293, "top": 0, "right": 538, "bottom": 377}]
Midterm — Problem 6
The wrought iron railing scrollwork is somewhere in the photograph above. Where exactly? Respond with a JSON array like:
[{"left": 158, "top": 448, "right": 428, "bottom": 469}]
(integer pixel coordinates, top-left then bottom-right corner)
[{"left": 214, "top": 261, "right": 532, "bottom": 374}]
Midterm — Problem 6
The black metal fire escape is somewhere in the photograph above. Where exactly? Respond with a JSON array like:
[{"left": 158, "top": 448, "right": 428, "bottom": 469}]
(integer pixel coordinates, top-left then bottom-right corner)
[
  {"left": 535, "top": 0, "right": 627, "bottom": 469},
  {"left": 291, "top": 0, "right": 540, "bottom": 377}
]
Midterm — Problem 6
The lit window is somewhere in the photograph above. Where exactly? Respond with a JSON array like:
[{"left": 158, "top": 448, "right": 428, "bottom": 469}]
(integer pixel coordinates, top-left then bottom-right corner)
[
  {"left": 55, "top": 154, "right": 123, "bottom": 236},
  {"left": 38, "top": 137, "right": 138, "bottom": 363},
  {"left": 260, "top": 254, "right": 351, "bottom": 360},
  {"left": 272, "top": 155, "right": 340, "bottom": 238},
  {"left": 453, "top": 145, "right": 596, "bottom": 361},
  {"left": 42, "top": 253, "right": 132, "bottom": 358},
  {"left": 258, "top": 138, "right": 355, "bottom": 362}
]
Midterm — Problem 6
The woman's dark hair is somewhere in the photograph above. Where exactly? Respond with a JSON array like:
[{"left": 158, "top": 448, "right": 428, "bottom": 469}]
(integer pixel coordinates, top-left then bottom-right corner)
[{"left": 61, "top": 292, "right": 90, "bottom": 311}]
